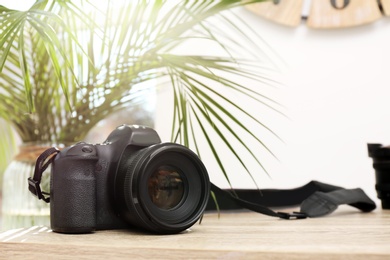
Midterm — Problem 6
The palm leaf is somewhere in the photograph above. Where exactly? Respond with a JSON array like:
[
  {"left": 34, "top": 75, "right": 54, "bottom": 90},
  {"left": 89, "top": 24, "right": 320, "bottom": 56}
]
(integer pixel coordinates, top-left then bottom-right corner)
[{"left": 0, "top": 0, "right": 279, "bottom": 188}]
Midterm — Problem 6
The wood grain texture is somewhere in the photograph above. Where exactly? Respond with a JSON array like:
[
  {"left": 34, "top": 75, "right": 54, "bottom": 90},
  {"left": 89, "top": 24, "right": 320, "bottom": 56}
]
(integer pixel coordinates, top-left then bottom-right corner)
[
  {"left": 307, "top": 0, "right": 382, "bottom": 29},
  {"left": 245, "top": 0, "right": 304, "bottom": 27},
  {"left": 1, "top": 207, "right": 390, "bottom": 259},
  {"left": 381, "top": 0, "right": 390, "bottom": 16}
]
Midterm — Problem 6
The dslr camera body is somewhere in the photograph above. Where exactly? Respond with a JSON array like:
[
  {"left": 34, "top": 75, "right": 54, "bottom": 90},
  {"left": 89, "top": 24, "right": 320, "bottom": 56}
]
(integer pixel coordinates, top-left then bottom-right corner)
[{"left": 29, "top": 125, "right": 210, "bottom": 234}]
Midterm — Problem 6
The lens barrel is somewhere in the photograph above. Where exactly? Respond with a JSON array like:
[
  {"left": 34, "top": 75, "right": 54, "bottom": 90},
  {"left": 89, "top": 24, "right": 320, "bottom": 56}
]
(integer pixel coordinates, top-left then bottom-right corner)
[
  {"left": 114, "top": 143, "right": 210, "bottom": 234},
  {"left": 368, "top": 143, "right": 390, "bottom": 209}
]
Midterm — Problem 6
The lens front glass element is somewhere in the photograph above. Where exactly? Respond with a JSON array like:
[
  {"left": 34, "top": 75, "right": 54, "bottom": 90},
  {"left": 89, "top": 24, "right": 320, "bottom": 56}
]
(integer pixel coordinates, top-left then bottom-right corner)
[{"left": 148, "top": 166, "right": 184, "bottom": 210}]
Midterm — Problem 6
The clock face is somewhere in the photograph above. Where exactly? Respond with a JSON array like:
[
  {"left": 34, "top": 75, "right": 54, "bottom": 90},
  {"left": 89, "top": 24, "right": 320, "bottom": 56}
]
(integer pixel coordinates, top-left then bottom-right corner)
[{"left": 246, "top": 0, "right": 388, "bottom": 29}]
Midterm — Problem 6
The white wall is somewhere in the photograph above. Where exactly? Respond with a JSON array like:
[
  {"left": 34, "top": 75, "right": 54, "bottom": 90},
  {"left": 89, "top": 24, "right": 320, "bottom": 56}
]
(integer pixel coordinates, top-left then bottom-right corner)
[{"left": 156, "top": 7, "right": 390, "bottom": 203}]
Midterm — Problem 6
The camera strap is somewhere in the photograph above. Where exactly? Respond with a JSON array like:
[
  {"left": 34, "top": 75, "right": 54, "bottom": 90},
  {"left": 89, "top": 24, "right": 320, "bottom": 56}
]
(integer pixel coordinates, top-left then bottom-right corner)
[
  {"left": 27, "top": 147, "right": 60, "bottom": 203},
  {"left": 206, "top": 181, "right": 376, "bottom": 219}
]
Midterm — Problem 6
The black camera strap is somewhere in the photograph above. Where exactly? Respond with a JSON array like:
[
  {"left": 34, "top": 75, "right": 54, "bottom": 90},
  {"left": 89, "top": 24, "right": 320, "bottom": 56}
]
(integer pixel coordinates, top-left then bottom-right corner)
[
  {"left": 206, "top": 181, "right": 376, "bottom": 219},
  {"left": 28, "top": 147, "right": 60, "bottom": 203}
]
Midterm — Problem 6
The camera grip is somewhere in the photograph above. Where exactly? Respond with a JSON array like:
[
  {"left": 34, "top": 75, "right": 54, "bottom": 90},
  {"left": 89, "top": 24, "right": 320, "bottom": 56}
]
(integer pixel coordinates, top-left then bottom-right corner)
[{"left": 50, "top": 146, "right": 98, "bottom": 233}]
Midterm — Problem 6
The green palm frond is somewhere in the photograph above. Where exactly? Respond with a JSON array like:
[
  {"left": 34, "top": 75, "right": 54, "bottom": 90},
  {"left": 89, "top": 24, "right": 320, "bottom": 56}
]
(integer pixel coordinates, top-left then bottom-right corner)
[{"left": 0, "top": 0, "right": 282, "bottom": 187}]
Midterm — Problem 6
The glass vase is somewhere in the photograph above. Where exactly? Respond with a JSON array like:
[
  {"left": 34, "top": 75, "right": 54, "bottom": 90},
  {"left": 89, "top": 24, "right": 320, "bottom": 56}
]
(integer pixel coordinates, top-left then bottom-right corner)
[{"left": 1, "top": 144, "right": 52, "bottom": 231}]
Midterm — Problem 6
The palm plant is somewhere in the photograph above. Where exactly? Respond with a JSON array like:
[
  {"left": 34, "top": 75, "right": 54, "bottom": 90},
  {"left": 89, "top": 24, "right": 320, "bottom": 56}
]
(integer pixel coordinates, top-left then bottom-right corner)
[{"left": 0, "top": 0, "right": 282, "bottom": 191}]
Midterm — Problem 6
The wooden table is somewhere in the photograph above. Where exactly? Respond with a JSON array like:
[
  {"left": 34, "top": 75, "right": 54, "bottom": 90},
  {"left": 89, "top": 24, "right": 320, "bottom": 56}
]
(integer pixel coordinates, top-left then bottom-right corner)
[{"left": 1, "top": 207, "right": 389, "bottom": 259}]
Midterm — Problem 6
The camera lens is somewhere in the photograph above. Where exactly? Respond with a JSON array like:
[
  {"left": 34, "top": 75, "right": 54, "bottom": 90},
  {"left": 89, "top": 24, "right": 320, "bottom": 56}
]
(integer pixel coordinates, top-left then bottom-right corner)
[
  {"left": 368, "top": 143, "right": 390, "bottom": 209},
  {"left": 115, "top": 143, "right": 210, "bottom": 234},
  {"left": 148, "top": 166, "right": 184, "bottom": 210}
]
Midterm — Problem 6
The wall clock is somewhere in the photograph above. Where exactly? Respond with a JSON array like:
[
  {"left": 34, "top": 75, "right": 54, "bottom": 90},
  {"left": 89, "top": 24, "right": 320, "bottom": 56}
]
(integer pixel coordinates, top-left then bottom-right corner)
[{"left": 246, "top": 0, "right": 390, "bottom": 29}]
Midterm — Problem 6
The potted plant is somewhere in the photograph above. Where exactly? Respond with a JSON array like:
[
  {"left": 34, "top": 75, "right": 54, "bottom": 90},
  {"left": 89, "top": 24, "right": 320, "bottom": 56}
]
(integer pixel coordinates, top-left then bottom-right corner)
[
  {"left": 0, "top": 0, "right": 281, "bottom": 229},
  {"left": 0, "top": 122, "right": 17, "bottom": 212}
]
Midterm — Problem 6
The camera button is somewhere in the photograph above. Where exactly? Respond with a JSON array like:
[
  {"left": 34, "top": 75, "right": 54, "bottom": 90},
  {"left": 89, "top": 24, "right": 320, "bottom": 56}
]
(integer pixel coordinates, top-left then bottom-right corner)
[{"left": 82, "top": 146, "right": 94, "bottom": 153}]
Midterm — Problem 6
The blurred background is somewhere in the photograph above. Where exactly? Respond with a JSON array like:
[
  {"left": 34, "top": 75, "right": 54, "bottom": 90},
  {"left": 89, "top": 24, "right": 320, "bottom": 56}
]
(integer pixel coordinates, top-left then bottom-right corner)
[{"left": 156, "top": 1, "right": 390, "bottom": 203}]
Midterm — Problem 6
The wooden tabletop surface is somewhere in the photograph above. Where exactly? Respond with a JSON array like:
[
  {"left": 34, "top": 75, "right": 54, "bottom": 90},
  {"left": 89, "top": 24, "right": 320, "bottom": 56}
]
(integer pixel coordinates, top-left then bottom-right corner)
[{"left": 1, "top": 207, "right": 389, "bottom": 259}]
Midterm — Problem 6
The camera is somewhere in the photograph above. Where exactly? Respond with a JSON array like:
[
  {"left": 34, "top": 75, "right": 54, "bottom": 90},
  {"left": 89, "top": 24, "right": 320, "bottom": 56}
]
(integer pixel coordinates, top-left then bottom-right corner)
[
  {"left": 29, "top": 125, "right": 210, "bottom": 234},
  {"left": 367, "top": 143, "right": 390, "bottom": 209}
]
